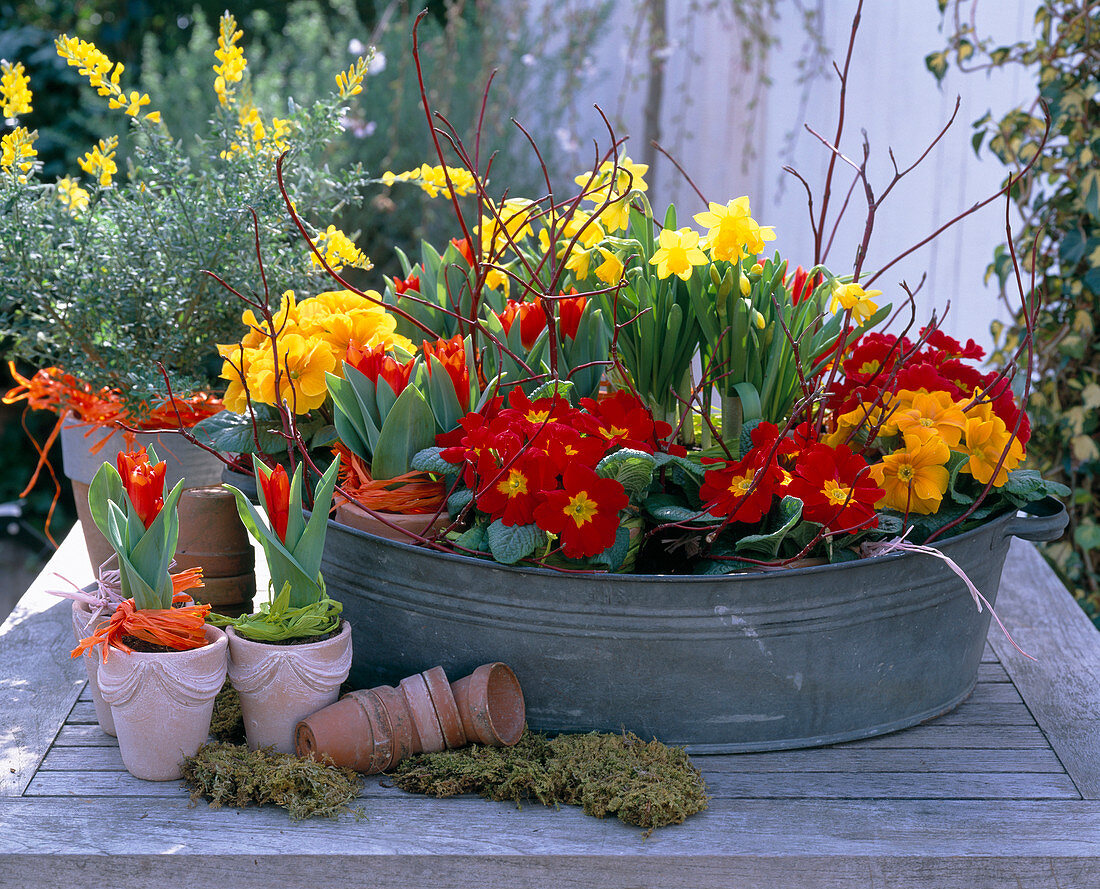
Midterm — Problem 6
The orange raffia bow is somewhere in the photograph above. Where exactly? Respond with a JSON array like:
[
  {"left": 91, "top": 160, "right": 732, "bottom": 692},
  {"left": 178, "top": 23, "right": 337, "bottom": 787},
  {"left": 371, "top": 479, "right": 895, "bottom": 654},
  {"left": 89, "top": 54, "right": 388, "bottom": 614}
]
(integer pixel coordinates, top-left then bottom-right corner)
[
  {"left": 334, "top": 444, "right": 446, "bottom": 514},
  {"left": 3, "top": 362, "right": 223, "bottom": 546},
  {"left": 72, "top": 569, "right": 210, "bottom": 663}
]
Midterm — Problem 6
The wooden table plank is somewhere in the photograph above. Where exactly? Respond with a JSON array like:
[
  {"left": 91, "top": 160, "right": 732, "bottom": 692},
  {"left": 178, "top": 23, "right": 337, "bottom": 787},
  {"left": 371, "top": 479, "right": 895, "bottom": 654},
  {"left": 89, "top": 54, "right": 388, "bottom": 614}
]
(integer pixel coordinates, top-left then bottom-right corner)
[
  {"left": 992, "top": 538, "right": 1100, "bottom": 799},
  {"left": 4, "top": 797, "right": 1100, "bottom": 889},
  {"left": 0, "top": 531, "right": 93, "bottom": 797}
]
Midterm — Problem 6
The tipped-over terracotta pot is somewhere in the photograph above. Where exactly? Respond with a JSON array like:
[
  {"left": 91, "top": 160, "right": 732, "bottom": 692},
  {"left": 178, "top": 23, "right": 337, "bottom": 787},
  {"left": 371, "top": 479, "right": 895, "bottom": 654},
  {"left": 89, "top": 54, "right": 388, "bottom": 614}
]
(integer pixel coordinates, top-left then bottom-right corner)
[
  {"left": 71, "top": 601, "right": 116, "bottom": 737},
  {"left": 97, "top": 625, "right": 228, "bottom": 781},
  {"left": 295, "top": 663, "right": 525, "bottom": 773},
  {"left": 226, "top": 621, "right": 352, "bottom": 754}
]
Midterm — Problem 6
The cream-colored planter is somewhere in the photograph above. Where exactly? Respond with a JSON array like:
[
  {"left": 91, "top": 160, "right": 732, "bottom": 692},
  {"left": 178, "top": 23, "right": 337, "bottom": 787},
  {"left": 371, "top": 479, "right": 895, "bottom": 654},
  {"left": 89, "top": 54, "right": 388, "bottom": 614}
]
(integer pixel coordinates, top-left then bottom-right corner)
[
  {"left": 227, "top": 621, "right": 353, "bottom": 754},
  {"left": 98, "top": 625, "right": 228, "bottom": 781},
  {"left": 71, "top": 601, "right": 116, "bottom": 737}
]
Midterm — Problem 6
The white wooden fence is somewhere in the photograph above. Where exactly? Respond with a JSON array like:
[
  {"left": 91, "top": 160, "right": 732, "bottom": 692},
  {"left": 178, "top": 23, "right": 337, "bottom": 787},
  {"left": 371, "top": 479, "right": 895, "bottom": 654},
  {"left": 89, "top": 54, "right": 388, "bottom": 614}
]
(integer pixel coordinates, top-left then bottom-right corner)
[{"left": 562, "top": 0, "right": 1036, "bottom": 349}]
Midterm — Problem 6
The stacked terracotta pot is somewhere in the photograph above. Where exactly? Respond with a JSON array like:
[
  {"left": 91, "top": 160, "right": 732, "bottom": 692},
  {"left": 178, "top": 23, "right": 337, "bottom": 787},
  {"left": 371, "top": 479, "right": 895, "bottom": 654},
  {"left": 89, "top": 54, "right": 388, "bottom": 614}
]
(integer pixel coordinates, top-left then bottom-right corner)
[{"left": 296, "top": 663, "right": 525, "bottom": 772}]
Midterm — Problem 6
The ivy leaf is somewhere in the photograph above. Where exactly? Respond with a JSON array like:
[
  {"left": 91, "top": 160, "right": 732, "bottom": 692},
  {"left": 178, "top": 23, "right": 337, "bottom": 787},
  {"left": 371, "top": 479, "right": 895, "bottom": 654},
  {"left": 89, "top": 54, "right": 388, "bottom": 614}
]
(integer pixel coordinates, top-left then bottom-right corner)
[
  {"left": 486, "top": 520, "right": 547, "bottom": 565},
  {"left": 925, "top": 51, "right": 948, "bottom": 82}
]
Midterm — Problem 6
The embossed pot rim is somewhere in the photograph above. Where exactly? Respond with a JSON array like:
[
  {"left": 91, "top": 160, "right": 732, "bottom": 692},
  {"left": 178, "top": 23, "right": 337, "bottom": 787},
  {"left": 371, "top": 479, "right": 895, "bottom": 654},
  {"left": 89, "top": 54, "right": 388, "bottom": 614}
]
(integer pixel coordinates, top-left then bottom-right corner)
[{"left": 224, "top": 619, "right": 352, "bottom": 654}]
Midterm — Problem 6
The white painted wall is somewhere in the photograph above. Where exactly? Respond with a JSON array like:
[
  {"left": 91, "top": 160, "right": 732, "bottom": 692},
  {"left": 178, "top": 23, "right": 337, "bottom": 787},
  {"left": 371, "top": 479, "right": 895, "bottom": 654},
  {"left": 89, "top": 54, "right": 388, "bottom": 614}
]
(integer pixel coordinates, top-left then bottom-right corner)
[{"left": 558, "top": 0, "right": 1037, "bottom": 350}]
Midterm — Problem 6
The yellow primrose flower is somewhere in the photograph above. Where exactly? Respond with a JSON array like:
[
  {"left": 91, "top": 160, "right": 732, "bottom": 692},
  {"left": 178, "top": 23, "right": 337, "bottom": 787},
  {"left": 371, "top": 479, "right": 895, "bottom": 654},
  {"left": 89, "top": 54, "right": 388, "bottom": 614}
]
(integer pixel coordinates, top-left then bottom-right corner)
[
  {"left": 593, "top": 247, "right": 624, "bottom": 285},
  {"left": 959, "top": 413, "right": 1025, "bottom": 487},
  {"left": 57, "top": 176, "right": 90, "bottom": 213},
  {"left": 1, "top": 126, "right": 37, "bottom": 181},
  {"left": 309, "top": 225, "right": 373, "bottom": 273},
  {"left": 825, "top": 402, "right": 889, "bottom": 449},
  {"left": 830, "top": 281, "right": 882, "bottom": 323},
  {"left": 868, "top": 436, "right": 951, "bottom": 515},
  {"left": 650, "top": 227, "right": 708, "bottom": 281},
  {"left": 693, "top": 196, "right": 775, "bottom": 263},
  {"left": 1, "top": 60, "right": 33, "bottom": 117},
  {"left": 893, "top": 390, "right": 968, "bottom": 448},
  {"left": 299, "top": 290, "right": 414, "bottom": 356},
  {"left": 77, "top": 137, "right": 119, "bottom": 187},
  {"left": 214, "top": 12, "right": 247, "bottom": 107},
  {"left": 249, "top": 332, "right": 337, "bottom": 414}
]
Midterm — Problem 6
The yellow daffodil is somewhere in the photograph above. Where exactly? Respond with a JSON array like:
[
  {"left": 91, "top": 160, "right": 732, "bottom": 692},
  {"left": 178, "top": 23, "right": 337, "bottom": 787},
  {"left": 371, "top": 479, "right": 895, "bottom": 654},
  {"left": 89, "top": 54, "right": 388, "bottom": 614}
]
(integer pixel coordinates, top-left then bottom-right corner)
[
  {"left": 575, "top": 155, "right": 649, "bottom": 196},
  {"left": 959, "top": 413, "right": 1025, "bottom": 487},
  {"left": 1, "top": 60, "right": 33, "bottom": 117},
  {"left": 649, "top": 227, "right": 708, "bottom": 280},
  {"left": 565, "top": 247, "right": 593, "bottom": 280},
  {"left": 593, "top": 247, "right": 625, "bottom": 285},
  {"left": 893, "top": 390, "right": 969, "bottom": 447},
  {"left": 693, "top": 196, "right": 775, "bottom": 262},
  {"left": 869, "top": 436, "right": 951, "bottom": 515},
  {"left": 57, "top": 176, "right": 90, "bottom": 213},
  {"left": 595, "top": 195, "right": 631, "bottom": 233},
  {"left": 485, "top": 266, "right": 510, "bottom": 295},
  {"left": 478, "top": 199, "right": 536, "bottom": 253},
  {"left": 830, "top": 281, "right": 882, "bottom": 323}
]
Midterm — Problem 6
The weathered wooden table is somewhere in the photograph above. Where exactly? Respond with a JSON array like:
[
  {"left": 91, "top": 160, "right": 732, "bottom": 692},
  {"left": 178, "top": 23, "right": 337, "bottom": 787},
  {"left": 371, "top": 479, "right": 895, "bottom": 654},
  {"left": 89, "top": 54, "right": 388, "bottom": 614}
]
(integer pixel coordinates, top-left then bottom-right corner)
[{"left": 3, "top": 528, "right": 1100, "bottom": 888}]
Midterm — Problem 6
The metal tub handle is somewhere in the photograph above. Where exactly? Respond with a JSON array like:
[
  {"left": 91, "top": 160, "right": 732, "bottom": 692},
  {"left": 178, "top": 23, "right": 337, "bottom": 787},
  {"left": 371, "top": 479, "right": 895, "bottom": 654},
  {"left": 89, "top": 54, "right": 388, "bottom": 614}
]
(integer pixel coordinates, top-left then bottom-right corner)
[{"left": 1004, "top": 496, "right": 1069, "bottom": 542}]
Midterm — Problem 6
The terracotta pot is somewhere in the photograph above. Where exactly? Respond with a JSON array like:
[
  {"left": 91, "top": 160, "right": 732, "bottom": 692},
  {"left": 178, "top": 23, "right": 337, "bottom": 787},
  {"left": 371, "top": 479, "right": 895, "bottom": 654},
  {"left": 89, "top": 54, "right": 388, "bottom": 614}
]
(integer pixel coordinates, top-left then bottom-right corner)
[
  {"left": 294, "top": 662, "right": 525, "bottom": 773},
  {"left": 450, "top": 662, "right": 525, "bottom": 746},
  {"left": 70, "top": 601, "right": 116, "bottom": 737},
  {"left": 226, "top": 621, "right": 352, "bottom": 754},
  {"left": 334, "top": 501, "right": 449, "bottom": 543},
  {"left": 175, "top": 486, "right": 255, "bottom": 618},
  {"left": 61, "top": 422, "right": 256, "bottom": 613},
  {"left": 97, "top": 625, "right": 228, "bottom": 781}
]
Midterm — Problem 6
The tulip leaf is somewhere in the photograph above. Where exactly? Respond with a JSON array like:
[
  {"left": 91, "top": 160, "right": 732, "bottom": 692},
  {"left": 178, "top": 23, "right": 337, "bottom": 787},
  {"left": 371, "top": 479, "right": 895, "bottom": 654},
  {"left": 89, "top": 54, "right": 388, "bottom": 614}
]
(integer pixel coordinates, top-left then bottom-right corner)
[{"left": 372, "top": 384, "right": 437, "bottom": 481}]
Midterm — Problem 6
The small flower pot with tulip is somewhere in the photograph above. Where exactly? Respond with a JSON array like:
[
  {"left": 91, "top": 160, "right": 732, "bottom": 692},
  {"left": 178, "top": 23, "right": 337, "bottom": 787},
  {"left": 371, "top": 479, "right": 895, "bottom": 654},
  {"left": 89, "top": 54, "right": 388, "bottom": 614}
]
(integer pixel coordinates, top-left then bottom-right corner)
[
  {"left": 72, "top": 447, "right": 227, "bottom": 781},
  {"left": 216, "top": 457, "right": 352, "bottom": 754}
]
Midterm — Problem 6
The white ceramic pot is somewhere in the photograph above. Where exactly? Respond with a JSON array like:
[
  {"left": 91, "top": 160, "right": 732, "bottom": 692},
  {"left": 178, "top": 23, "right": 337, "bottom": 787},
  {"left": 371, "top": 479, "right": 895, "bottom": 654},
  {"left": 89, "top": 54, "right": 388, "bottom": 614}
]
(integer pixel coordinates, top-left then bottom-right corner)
[
  {"left": 98, "top": 625, "right": 228, "bottom": 780},
  {"left": 227, "top": 621, "right": 353, "bottom": 754},
  {"left": 71, "top": 601, "right": 116, "bottom": 737}
]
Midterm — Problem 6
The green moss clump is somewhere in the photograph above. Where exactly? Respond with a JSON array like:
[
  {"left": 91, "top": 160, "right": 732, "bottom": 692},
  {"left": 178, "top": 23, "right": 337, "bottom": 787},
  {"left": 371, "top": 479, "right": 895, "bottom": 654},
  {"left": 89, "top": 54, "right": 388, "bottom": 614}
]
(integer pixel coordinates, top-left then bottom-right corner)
[
  {"left": 392, "top": 729, "right": 708, "bottom": 832},
  {"left": 181, "top": 742, "right": 362, "bottom": 820},
  {"left": 208, "top": 681, "right": 245, "bottom": 743}
]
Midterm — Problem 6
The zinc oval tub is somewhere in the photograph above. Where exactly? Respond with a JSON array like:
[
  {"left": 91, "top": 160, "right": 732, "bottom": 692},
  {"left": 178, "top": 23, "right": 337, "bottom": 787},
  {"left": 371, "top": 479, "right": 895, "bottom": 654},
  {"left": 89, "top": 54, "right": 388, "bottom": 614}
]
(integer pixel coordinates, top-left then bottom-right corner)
[{"left": 324, "top": 498, "right": 1066, "bottom": 753}]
